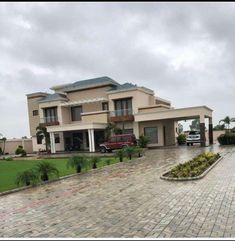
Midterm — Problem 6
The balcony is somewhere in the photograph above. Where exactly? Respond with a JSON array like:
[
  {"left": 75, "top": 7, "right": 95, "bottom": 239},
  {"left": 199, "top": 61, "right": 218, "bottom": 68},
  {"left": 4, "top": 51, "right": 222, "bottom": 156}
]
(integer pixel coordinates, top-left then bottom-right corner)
[
  {"left": 109, "top": 109, "right": 134, "bottom": 122},
  {"left": 39, "top": 116, "right": 60, "bottom": 127}
]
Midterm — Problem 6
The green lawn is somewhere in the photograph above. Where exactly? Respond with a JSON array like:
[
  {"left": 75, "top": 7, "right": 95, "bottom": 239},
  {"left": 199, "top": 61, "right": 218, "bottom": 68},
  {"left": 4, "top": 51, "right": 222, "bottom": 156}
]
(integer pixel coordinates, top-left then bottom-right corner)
[{"left": 0, "top": 156, "right": 120, "bottom": 193}]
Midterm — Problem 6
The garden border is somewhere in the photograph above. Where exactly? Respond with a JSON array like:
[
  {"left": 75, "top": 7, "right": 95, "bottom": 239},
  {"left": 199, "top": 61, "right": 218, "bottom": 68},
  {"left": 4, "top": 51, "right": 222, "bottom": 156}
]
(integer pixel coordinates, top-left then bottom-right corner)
[
  {"left": 160, "top": 156, "right": 223, "bottom": 181},
  {"left": 0, "top": 154, "right": 146, "bottom": 197}
]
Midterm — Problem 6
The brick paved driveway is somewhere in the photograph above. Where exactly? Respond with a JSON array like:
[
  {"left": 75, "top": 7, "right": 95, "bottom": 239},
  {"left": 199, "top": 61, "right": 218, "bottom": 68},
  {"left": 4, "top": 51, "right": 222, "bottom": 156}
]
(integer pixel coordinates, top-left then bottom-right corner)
[{"left": 0, "top": 144, "right": 235, "bottom": 238}]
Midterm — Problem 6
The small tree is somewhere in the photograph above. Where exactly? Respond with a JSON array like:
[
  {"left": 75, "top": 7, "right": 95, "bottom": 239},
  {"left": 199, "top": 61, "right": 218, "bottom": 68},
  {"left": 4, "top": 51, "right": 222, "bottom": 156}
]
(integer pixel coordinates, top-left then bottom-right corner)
[
  {"left": 36, "top": 125, "right": 50, "bottom": 152},
  {"left": 35, "top": 161, "right": 59, "bottom": 182},
  {"left": 124, "top": 146, "right": 136, "bottom": 160},
  {"left": 134, "top": 146, "right": 144, "bottom": 157},
  {"left": 90, "top": 156, "right": 100, "bottom": 169},
  {"left": 138, "top": 135, "right": 149, "bottom": 148},
  {"left": 219, "top": 116, "right": 235, "bottom": 132},
  {"left": 67, "top": 155, "right": 88, "bottom": 173},
  {"left": 115, "top": 149, "right": 125, "bottom": 162},
  {"left": 16, "top": 169, "right": 39, "bottom": 186}
]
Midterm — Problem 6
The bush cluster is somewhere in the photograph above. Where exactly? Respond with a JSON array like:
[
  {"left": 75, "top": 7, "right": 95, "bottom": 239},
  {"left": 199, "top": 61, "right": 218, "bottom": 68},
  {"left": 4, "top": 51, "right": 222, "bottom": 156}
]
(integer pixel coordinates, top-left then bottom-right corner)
[
  {"left": 217, "top": 133, "right": 235, "bottom": 145},
  {"left": 15, "top": 145, "right": 27, "bottom": 157},
  {"left": 165, "top": 152, "right": 220, "bottom": 178},
  {"left": 177, "top": 134, "right": 186, "bottom": 145}
]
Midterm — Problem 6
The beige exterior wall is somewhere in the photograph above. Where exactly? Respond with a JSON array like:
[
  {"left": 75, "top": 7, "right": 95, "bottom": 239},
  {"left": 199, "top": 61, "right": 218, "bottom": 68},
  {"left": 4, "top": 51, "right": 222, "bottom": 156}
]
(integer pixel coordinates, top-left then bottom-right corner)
[
  {"left": 138, "top": 105, "right": 171, "bottom": 113},
  {"left": 81, "top": 111, "right": 108, "bottom": 124},
  {"left": 108, "top": 89, "right": 154, "bottom": 114},
  {"left": 66, "top": 86, "right": 110, "bottom": 101},
  {"left": 27, "top": 96, "right": 43, "bottom": 136},
  {"left": 0, "top": 139, "right": 33, "bottom": 154},
  {"left": 139, "top": 120, "right": 164, "bottom": 146}
]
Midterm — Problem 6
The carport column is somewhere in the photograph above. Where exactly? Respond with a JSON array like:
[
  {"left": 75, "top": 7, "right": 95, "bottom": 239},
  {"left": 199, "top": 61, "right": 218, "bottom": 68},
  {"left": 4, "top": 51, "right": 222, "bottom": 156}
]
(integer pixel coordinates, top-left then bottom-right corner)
[
  {"left": 88, "top": 129, "right": 95, "bottom": 152},
  {"left": 133, "top": 122, "right": 139, "bottom": 139},
  {"left": 49, "top": 132, "right": 56, "bottom": 153},
  {"left": 209, "top": 117, "right": 213, "bottom": 145},
  {"left": 200, "top": 115, "right": 206, "bottom": 147}
]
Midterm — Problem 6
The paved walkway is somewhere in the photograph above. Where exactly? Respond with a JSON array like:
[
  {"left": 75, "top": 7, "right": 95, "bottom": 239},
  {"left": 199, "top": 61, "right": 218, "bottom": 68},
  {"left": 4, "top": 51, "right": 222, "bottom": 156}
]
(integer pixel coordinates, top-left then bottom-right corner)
[{"left": 0, "top": 144, "right": 235, "bottom": 238}]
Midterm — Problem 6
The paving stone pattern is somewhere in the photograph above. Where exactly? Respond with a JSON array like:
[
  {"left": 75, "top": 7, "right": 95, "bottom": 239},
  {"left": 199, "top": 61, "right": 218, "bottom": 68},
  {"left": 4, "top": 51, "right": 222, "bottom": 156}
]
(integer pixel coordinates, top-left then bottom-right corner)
[{"left": 0, "top": 145, "right": 235, "bottom": 238}]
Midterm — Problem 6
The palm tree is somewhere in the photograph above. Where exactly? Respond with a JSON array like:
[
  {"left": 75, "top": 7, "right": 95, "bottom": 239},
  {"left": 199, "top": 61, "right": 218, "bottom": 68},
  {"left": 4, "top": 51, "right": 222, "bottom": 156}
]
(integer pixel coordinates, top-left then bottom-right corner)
[
  {"left": 115, "top": 149, "right": 125, "bottom": 162},
  {"left": 219, "top": 116, "right": 235, "bottom": 132},
  {"left": 16, "top": 169, "right": 40, "bottom": 186},
  {"left": 124, "top": 146, "right": 136, "bottom": 160},
  {"left": 36, "top": 125, "right": 50, "bottom": 152},
  {"left": 67, "top": 155, "right": 88, "bottom": 173},
  {"left": 35, "top": 161, "right": 59, "bottom": 181},
  {"left": 90, "top": 156, "right": 100, "bottom": 169}
]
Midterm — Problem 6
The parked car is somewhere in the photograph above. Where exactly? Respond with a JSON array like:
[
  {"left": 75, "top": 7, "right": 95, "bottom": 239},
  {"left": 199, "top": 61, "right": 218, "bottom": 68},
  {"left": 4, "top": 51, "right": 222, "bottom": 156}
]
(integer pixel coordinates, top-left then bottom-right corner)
[
  {"left": 186, "top": 131, "right": 201, "bottom": 146},
  {"left": 100, "top": 134, "right": 137, "bottom": 153}
]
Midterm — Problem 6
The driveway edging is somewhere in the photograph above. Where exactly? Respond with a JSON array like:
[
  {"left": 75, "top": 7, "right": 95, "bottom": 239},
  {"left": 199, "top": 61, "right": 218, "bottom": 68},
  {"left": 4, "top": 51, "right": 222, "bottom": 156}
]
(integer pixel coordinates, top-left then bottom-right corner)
[{"left": 160, "top": 156, "right": 223, "bottom": 181}]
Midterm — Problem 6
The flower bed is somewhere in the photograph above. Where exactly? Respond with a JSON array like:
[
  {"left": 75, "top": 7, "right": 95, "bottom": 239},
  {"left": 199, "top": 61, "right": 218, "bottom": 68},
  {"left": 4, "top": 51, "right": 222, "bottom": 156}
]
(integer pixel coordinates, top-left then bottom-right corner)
[{"left": 162, "top": 152, "right": 221, "bottom": 179}]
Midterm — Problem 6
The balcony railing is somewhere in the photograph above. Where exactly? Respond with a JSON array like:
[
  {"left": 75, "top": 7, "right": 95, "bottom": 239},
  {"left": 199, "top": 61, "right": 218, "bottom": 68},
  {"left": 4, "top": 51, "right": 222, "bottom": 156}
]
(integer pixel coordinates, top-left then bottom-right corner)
[
  {"left": 40, "top": 116, "right": 59, "bottom": 126},
  {"left": 109, "top": 109, "right": 134, "bottom": 122}
]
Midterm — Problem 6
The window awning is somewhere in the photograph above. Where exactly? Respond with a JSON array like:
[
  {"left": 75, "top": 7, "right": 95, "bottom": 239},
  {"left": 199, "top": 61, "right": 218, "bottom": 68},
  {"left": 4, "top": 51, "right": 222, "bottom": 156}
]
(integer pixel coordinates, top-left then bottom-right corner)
[{"left": 60, "top": 97, "right": 108, "bottom": 107}]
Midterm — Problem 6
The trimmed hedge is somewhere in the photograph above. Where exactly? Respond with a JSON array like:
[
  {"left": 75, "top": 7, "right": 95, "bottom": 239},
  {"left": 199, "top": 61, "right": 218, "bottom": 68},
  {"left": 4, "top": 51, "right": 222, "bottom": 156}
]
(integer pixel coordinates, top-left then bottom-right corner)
[{"left": 217, "top": 133, "right": 235, "bottom": 145}]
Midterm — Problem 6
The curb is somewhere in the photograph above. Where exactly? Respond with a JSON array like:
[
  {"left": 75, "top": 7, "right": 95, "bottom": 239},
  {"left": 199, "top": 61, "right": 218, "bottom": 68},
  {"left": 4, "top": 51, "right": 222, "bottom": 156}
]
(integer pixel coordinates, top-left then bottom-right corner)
[
  {"left": 0, "top": 154, "right": 146, "bottom": 197},
  {"left": 160, "top": 156, "right": 223, "bottom": 181}
]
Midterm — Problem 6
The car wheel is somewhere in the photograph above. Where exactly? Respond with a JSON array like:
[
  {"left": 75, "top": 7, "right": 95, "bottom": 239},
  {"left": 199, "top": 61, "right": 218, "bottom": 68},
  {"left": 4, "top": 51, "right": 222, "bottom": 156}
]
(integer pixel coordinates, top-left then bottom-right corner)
[{"left": 100, "top": 147, "right": 106, "bottom": 153}]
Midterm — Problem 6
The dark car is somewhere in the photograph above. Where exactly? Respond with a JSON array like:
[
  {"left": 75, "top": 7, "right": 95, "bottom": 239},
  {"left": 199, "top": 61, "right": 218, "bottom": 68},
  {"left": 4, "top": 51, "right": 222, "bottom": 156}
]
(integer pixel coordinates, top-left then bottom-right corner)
[{"left": 99, "top": 134, "right": 137, "bottom": 153}]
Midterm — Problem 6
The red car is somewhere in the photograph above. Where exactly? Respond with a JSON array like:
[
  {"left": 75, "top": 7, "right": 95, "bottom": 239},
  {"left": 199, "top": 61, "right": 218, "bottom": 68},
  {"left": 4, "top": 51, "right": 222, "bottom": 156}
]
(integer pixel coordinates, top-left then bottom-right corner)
[{"left": 100, "top": 134, "right": 137, "bottom": 153}]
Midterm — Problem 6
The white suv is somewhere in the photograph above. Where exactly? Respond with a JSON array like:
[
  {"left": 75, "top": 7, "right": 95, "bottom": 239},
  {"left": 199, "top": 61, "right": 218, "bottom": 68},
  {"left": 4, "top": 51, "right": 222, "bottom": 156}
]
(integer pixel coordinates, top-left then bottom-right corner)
[{"left": 186, "top": 131, "right": 201, "bottom": 146}]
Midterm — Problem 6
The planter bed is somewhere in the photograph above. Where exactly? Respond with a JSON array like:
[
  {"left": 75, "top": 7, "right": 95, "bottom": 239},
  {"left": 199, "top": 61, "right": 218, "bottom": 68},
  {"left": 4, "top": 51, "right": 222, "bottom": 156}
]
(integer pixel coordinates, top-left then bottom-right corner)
[{"left": 161, "top": 152, "right": 222, "bottom": 181}]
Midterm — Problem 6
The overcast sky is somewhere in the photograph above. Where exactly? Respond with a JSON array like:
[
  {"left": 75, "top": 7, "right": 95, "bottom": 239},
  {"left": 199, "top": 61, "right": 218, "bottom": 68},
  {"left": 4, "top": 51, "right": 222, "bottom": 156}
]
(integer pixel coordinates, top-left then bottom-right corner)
[{"left": 1, "top": 2, "right": 235, "bottom": 138}]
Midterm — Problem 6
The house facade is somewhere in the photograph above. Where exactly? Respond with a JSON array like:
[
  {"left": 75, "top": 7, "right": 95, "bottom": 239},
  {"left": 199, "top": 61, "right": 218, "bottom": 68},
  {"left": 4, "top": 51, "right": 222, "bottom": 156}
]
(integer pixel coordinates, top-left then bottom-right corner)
[{"left": 26, "top": 76, "right": 213, "bottom": 153}]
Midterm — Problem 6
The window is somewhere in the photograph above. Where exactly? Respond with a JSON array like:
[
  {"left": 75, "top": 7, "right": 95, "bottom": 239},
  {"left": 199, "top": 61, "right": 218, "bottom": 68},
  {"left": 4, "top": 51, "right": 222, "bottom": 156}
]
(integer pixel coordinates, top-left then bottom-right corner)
[
  {"left": 71, "top": 106, "right": 82, "bottom": 121},
  {"left": 102, "top": 102, "right": 109, "bottom": 111},
  {"left": 114, "top": 98, "right": 132, "bottom": 116},
  {"left": 37, "top": 135, "right": 43, "bottom": 144},
  {"left": 54, "top": 134, "right": 60, "bottom": 144},
  {"left": 33, "top": 110, "right": 39, "bottom": 116},
  {"left": 144, "top": 127, "right": 158, "bottom": 144},
  {"left": 44, "top": 107, "right": 58, "bottom": 123}
]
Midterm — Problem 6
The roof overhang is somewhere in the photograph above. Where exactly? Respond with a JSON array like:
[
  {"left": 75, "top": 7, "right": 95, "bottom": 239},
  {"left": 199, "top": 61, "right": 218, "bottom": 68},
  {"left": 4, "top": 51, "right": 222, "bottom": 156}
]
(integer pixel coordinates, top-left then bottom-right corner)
[
  {"left": 135, "top": 106, "right": 213, "bottom": 122},
  {"left": 60, "top": 97, "right": 108, "bottom": 107}
]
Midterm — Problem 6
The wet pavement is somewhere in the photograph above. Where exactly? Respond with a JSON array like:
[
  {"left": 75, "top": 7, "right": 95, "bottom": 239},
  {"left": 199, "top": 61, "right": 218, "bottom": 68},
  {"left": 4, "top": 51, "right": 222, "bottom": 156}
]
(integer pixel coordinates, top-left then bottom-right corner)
[{"left": 0, "top": 144, "right": 235, "bottom": 238}]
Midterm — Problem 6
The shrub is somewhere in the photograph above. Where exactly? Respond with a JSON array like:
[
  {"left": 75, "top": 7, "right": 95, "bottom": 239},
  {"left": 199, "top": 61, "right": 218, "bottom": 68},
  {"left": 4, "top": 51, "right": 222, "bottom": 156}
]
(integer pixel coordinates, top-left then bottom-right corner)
[
  {"left": 218, "top": 133, "right": 235, "bottom": 145},
  {"left": 124, "top": 146, "right": 136, "bottom": 160},
  {"left": 177, "top": 134, "right": 186, "bottom": 145},
  {"left": 138, "top": 135, "right": 149, "bottom": 148},
  {"left": 90, "top": 156, "right": 100, "bottom": 169},
  {"left": 115, "top": 149, "right": 125, "bottom": 162},
  {"left": 0, "top": 147, "right": 3, "bottom": 155},
  {"left": 16, "top": 169, "right": 39, "bottom": 186},
  {"left": 35, "top": 161, "right": 59, "bottom": 182},
  {"left": 134, "top": 146, "right": 144, "bottom": 157},
  {"left": 67, "top": 155, "right": 88, "bottom": 173},
  {"left": 5, "top": 157, "right": 13, "bottom": 161},
  {"left": 15, "top": 146, "right": 27, "bottom": 157},
  {"left": 166, "top": 152, "right": 220, "bottom": 178}
]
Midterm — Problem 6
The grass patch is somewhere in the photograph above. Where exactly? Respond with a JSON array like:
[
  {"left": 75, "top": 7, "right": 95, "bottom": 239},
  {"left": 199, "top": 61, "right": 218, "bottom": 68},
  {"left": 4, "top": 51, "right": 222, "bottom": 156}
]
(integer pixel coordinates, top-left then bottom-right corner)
[
  {"left": 163, "top": 152, "right": 221, "bottom": 178},
  {"left": 0, "top": 156, "right": 121, "bottom": 193}
]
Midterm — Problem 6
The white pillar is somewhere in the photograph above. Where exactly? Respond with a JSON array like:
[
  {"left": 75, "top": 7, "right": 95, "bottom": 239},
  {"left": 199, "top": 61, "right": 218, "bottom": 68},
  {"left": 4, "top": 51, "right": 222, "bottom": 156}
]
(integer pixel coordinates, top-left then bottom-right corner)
[
  {"left": 88, "top": 129, "right": 95, "bottom": 152},
  {"left": 50, "top": 132, "right": 56, "bottom": 153}
]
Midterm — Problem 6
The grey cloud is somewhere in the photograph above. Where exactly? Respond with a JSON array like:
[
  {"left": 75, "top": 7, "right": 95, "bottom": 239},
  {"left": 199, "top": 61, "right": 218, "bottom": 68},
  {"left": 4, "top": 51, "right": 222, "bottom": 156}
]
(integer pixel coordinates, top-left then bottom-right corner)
[{"left": 1, "top": 2, "right": 235, "bottom": 137}]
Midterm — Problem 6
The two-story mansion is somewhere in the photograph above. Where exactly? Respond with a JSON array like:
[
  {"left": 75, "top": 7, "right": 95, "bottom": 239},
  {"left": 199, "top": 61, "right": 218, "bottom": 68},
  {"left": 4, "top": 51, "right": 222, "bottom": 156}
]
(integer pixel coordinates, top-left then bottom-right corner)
[{"left": 27, "top": 76, "right": 214, "bottom": 153}]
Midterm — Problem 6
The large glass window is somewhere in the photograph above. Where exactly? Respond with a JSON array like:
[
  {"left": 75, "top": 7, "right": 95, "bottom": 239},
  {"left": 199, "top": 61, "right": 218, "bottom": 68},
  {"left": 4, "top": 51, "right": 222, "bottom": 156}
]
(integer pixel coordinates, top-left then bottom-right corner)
[
  {"left": 114, "top": 98, "right": 132, "bottom": 116},
  {"left": 44, "top": 107, "right": 58, "bottom": 123},
  {"left": 144, "top": 127, "right": 158, "bottom": 144},
  {"left": 71, "top": 106, "right": 83, "bottom": 121}
]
